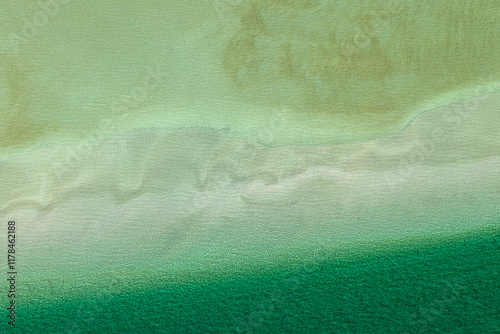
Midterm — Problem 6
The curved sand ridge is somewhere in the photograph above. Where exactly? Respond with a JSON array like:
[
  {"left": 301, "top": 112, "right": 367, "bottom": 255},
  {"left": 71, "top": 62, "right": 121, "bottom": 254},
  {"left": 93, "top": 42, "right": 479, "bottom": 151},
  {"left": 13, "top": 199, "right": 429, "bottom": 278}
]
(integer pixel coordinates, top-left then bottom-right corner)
[
  {"left": 1, "top": 91, "right": 498, "bottom": 302},
  {"left": 218, "top": 0, "right": 500, "bottom": 136}
]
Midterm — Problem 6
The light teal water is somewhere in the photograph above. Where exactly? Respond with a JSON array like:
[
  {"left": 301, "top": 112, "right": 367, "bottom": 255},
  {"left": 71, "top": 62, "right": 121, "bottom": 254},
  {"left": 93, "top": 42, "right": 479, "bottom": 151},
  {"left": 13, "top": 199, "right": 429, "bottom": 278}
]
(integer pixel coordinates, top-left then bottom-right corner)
[
  {"left": 1, "top": 1, "right": 499, "bottom": 333},
  {"left": 0, "top": 0, "right": 499, "bottom": 149},
  {"left": 6, "top": 229, "right": 500, "bottom": 333}
]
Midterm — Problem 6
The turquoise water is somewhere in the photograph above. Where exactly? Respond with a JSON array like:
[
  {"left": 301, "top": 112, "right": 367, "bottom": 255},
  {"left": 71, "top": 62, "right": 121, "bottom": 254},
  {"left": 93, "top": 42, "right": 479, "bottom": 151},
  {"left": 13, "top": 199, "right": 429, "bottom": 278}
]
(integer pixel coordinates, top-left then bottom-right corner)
[
  {"left": 1, "top": 1, "right": 499, "bottom": 332},
  {"left": 8, "top": 230, "right": 500, "bottom": 333}
]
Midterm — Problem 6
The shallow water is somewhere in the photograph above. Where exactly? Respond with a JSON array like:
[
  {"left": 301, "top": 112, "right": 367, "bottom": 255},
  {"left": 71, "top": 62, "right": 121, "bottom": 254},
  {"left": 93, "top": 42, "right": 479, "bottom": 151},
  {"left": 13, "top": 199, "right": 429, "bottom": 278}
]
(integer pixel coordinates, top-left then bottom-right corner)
[{"left": 0, "top": 0, "right": 499, "bottom": 332}]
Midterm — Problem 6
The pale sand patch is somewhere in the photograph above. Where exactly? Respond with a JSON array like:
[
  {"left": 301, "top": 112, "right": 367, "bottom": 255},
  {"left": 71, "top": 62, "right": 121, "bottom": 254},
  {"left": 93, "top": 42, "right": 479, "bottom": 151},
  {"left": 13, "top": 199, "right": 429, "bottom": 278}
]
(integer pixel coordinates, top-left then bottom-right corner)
[
  {"left": 0, "top": 0, "right": 498, "bottom": 302},
  {"left": 1, "top": 93, "right": 498, "bottom": 293}
]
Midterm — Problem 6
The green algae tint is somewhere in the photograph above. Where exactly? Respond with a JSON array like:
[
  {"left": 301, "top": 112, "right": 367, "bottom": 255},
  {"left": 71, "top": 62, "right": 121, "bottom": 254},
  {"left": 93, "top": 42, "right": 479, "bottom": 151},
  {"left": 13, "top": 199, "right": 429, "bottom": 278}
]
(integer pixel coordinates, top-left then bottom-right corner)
[
  {"left": 0, "top": 0, "right": 499, "bottom": 149},
  {"left": 0, "top": 0, "right": 499, "bottom": 333},
  {"left": 11, "top": 231, "right": 500, "bottom": 333}
]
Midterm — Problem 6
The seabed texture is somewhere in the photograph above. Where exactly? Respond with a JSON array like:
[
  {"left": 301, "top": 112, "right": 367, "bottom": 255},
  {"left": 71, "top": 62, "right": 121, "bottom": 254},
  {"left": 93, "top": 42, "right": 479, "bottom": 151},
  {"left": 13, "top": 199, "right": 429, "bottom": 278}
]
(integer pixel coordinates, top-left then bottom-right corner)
[{"left": 0, "top": 0, "right": 499, "bottom": 333}]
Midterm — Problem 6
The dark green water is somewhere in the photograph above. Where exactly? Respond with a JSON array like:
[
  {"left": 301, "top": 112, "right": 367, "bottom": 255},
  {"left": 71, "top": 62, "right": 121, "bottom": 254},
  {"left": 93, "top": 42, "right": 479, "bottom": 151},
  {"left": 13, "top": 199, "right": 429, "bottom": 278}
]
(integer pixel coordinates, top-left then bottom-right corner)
[{"left": 10, "top": 230, "right": 500, "bottom": 333}]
